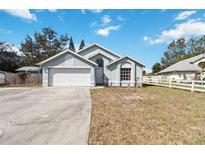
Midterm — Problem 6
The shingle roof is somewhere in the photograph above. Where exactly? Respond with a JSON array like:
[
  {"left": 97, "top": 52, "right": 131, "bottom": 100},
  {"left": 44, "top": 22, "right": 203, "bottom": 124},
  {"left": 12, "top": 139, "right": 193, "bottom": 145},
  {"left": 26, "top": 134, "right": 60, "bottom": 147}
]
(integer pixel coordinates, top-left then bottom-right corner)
[
  {"left": 157, "top": 54, "right": 205, "bottom": 74},
  {"left": 15, "top": 67, "right": 41, "bottom": 72}
]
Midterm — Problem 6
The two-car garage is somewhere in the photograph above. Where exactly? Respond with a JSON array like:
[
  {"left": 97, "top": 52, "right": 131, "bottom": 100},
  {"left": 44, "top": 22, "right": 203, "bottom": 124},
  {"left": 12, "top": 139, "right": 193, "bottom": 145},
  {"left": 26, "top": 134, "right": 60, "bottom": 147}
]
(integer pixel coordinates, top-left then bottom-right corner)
[
  {"left": 38, "top": 49, "right": 97, "bottom": 87},
  {"left": 48, "top": 68, "right": 91, "bottom": 87}
]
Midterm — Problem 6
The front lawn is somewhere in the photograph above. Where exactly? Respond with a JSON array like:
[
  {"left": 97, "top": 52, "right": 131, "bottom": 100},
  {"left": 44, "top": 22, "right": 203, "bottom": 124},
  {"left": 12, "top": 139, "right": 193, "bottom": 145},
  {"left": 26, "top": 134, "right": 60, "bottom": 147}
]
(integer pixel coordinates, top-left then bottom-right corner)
[{"left": 89, "top": 86, "right": 205, "bottom": 144}]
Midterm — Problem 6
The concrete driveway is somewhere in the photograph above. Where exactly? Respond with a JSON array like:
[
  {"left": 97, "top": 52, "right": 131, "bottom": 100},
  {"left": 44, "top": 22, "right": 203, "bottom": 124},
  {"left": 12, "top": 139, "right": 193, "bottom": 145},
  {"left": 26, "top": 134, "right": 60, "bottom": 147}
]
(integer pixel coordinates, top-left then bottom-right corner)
[{"left": 0, "top": 87, "right": 91, "bottom": 144}]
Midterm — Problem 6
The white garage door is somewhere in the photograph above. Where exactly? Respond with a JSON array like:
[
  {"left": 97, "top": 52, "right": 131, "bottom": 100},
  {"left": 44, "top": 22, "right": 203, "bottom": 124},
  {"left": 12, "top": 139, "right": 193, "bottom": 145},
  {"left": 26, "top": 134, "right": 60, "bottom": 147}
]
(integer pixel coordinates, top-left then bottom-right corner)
[{"left": 49, "top": 68, "right": 91, "bottom": 86}]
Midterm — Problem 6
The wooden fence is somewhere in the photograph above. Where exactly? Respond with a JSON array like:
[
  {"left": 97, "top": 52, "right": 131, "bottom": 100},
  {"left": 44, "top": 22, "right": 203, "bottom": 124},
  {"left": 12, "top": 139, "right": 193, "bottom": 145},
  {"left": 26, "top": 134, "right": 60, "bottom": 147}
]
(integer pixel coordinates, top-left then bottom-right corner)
[
  {"left": 143, "top": 76, "right": 205, "bottom": 93},
  {"left": 0, "top": 71, "right": 5, "bottom": 84},
  {"left": 3, "top": 72, "right": 42, "bottom": 85}
]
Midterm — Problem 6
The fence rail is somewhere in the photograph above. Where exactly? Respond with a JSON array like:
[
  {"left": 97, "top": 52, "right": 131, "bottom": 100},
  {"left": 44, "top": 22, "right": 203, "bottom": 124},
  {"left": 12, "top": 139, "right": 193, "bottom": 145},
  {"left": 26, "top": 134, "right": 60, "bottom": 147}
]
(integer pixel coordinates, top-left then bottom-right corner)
[{"left": 143, "top": 76, "right": 205, "bottom": 93}]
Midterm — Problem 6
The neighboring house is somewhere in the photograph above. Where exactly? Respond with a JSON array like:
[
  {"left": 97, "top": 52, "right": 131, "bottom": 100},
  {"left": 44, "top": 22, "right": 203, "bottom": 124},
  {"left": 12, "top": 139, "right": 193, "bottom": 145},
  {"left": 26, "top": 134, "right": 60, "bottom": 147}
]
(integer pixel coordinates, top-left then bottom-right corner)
[
  {"left": 157, "top": 54, "right": 205, "bottom": 81},
  {"left": 15, "top": 67, "right": 41, "bottom": 73},
  {"left": 37, "top": 43, "right": 145, "bottom": 87}
]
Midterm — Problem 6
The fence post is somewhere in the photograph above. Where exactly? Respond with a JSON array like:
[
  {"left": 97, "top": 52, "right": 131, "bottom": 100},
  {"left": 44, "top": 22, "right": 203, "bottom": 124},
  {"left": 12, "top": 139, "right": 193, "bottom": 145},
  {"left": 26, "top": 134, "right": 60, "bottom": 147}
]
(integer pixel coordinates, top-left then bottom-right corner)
[
  {"left": 191, "top": 80, "right": 194, "bottom": 92},
  {"left": 156, "top": 78, "right": 159, "bottom": 85},
  {"left": 169, "top": 79, "right": 172, "bottom": 88}
]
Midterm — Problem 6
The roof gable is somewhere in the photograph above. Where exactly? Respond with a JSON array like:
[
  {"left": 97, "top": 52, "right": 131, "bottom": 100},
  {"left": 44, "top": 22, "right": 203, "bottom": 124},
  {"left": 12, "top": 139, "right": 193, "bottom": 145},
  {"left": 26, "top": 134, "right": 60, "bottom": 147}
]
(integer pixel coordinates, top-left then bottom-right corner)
[
  {"left": 88, "top": 52, "right": 113, "bottom": 61},
  {"left": 37, "top": 49, "right": 97, "bottom": 66},
  {"left": 108, "top": 56, "right": 145, "bottom": 67},
  {"left": 157, "top": 54, "right": 205, "bottom": 74},
  {"left": 77, "top": 43, "right": 121, "bottom": 59}
]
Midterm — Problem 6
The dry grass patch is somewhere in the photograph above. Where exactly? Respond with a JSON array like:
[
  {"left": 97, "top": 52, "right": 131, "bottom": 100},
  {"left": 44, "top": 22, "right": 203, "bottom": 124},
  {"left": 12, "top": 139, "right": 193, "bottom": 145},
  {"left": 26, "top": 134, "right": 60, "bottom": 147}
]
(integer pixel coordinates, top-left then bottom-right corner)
[
  {"left": 0, "top": 84, "right": 42, "bottom": 88},
  {"left": 89, "top": 86, "right": 205, "bottom": 144}
]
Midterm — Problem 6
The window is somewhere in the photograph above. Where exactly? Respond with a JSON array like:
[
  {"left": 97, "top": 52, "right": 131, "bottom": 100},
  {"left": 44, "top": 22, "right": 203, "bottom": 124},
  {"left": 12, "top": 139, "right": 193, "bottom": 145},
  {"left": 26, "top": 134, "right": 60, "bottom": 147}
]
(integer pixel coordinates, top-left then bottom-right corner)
[
  {"left": 96, "top": 58, "right": 103, "bottom": 67},
  {"left": 120, "top": 68, "right": 131, "bottom": 81}
]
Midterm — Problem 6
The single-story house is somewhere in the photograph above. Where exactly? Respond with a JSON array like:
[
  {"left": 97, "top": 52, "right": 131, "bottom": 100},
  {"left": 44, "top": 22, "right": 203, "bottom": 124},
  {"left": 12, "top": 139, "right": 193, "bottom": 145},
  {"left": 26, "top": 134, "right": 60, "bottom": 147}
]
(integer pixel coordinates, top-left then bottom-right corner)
[
  {"left": 15, "top": 66, "right": 41, "bottom": 73},
  {"left": 157, "top": 54, "right": 205, "bottom": 81},
  {"left": 37, "top": 43, "right": 145, "bottom": 87}
]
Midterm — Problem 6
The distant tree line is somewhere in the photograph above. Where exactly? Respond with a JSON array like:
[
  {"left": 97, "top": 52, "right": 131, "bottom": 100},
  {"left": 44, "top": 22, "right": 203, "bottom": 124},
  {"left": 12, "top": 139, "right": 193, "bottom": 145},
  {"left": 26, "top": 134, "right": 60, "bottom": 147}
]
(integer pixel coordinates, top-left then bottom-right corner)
[
  {"left": 151, "top": 36, "right": 205, "bottom": 74},
  {"left": 0, "top": 27, "right": 86, "bottom": 72}
]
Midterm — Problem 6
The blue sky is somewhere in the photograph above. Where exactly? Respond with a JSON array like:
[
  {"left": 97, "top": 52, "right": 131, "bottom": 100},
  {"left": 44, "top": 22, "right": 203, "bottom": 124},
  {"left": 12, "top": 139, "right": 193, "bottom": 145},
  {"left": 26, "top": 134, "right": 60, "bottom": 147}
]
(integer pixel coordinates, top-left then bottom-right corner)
[{"left": 1, "top": 9, "right": 205, "bottom": 72}]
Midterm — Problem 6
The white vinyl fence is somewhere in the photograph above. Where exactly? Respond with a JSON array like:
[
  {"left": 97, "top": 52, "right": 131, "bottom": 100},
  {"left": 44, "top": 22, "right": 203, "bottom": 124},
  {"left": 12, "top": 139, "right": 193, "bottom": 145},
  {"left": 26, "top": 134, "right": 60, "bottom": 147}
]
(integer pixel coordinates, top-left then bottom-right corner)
[{"left": 143, "top": 76, "right": 205, "bottom": 93}]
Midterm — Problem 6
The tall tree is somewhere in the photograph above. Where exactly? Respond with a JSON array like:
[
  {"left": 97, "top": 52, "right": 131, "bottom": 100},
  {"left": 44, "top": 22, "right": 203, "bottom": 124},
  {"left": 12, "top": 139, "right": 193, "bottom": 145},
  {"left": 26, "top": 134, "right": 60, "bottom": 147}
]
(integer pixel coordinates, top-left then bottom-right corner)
[
  {"left": 69, "top": 37, "right": 76, "bottom": 52},
  {"left": 20, "top": 35, "right": 37, "bottom": 66},
  {"left": 0, "top": 42, "right": 21, "bottom": 72},
  {"left": 198, "top": 62, "right": 205, "bottom": 72},
  {"left": 193, "top": 35, "right": 205, "bottom": 55},
  {"left": 152, "top": 62, "right": 162, "bottom": 74},
  {"left": 20, "top": 27, "right": 69, "bottom": 66},
  {"left": 152, "top": 35, "right": 205, "bottom": 72},
  {"left": 160, "top": 38, "right": 186, "bottom": 68},
  {"left": 161, "top": 51, "right": 172, "bottom": 68},
  {"left": 79, "top": 39, "right": 85, "bottom": 50},
  {"left": 187, "top": 37, "right": 197, "bottom": 54}
]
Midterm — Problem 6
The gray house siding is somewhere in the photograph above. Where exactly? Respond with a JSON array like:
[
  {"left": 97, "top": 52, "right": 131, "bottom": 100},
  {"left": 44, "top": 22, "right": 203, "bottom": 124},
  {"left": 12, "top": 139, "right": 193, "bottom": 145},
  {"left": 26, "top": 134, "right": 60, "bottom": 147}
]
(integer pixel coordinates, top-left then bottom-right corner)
[
  {"left": 39, "top": 44, "right": 145, "bottom": 87},
  {"left": 108, "top": 58, "right": 143, "bottom": 87},
  {"left": 42, "top": 52, "right": 95, "bottom": 87},
  {"left": 136, "top": 65, "right": 143, "bottom": 83},
  {"left": 89, "top": 54, "right": 111, "bottom": 82}
]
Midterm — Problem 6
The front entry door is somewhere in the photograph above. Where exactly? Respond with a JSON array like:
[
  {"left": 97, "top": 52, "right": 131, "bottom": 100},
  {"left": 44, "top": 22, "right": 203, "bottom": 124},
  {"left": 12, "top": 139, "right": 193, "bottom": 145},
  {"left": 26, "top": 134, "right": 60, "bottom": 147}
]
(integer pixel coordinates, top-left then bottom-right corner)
[{"left": 96, "top": 67, "right": 104, "bottom": 85}]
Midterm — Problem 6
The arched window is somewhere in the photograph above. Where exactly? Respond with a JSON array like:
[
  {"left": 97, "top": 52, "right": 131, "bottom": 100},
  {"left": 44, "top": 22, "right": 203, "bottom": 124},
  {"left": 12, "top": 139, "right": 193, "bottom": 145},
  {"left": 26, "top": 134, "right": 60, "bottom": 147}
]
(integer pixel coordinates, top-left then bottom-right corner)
[
  {"left": 96, "top": 58, "right": 104, "bottom": 67},
  {"left": 120, "top": 62, "right": 131, "bottom": 81}
]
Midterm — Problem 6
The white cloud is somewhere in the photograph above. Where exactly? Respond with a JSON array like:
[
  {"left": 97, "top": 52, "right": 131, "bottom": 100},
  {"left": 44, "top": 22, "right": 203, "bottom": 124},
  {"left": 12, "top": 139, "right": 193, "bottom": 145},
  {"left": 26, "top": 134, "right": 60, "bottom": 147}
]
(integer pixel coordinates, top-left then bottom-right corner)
[
  {"left": 3, "top": 9, "right": 37, "bottom": 21},
  {"left": 144, "top": 68, "right": 152, "bottom": 74},
  {"left": 12, "top": 45, "right": 20, "bottom": 53},
  {"left": 102, "top": 15, "right": 111, "bottom": 24},
  {"left": 34, "top": 9, "right": 57, "bottom": 13},
  {"left": 81, "top": 9, "right": 86, "bottom": 14},
  {"left": 143, "top": 36, "right": 149, "bottom": 41},
  {"left": 117, "top": 15, "right": 125, "bottom": 21},
  {"left": 1, "top": 43, "right": 20, "bottom": 54},
  {"left": 89, "top": 9, "right": 103, "bottom": 13},
  {"left": 48, "top": 9, "right": 57, "bottom": 12},
  {"left": 34, "top": 9, "right": 44, "bottom": 13},
  {"left": 96, "top": 25, "right": 120, "bottom": 37},
  {"left": 160, "top": 9, "right": 166, "bottom": 13},
  {"left": 0, "top": 28, "right": 12, "bottom": 34},
  {"left": 81, "top": 9, "right": 103, "bottom": 14},
  {"left": 128, "top": 44, "right": 134, "bottom": 48},
  {"left": 144, "top": 19, "right": 205, "bottom": 45},
  {"left": 90, "top": 22, "right": 98, "bottom": 28},
  {"left": 58, "top": 15, "right": 64, "bottom": 22},
  {"left": 175, "top": 10, "right": 196, "bottom": 20}
]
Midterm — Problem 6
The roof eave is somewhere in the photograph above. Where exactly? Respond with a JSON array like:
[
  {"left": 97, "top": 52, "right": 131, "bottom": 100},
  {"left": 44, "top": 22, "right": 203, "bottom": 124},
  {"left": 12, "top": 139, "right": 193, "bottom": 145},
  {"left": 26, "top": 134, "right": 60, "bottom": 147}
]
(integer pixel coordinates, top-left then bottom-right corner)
[
  {"left": 108, "top": 56, "right": 145, "bottom": 67},
  {"left": 157, "top": 69, "right": 202, "bottom": 75},
  {"left": 37, "top": 49, "right": 97, "bottom": 66}
]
